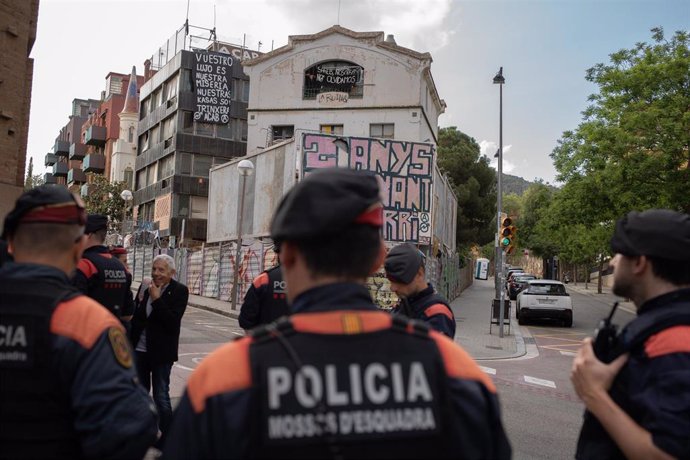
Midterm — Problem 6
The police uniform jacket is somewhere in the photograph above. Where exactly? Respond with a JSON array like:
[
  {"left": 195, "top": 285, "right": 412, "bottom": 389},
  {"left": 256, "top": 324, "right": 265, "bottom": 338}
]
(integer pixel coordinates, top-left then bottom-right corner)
[
  {"left": 0, "top": 262, "right": 158, "bottom": 459},
  {"left": 72, "top": 245, "right": 130, "bottom": 318},
  {"left": 129, "top": 279, "right": 189, "bottom": 364},
  {"left": 392, "top": 284, "right": 456, "bottom": 339},
  {"left": 576, "top": 288, "right": 690, "bottom": 459},
  {"left": 162, "top": 282, "right": 511, "bottom": 459},
  {"left": 239, "top": 265, "right": 290, "bottom": 330}
]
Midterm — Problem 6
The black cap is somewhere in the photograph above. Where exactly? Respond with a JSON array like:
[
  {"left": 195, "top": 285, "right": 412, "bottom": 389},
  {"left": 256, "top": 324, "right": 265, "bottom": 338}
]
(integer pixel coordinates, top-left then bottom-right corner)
[
  {"left": 85, "top": 214, "right": 108, "bottom": 234},
  {"left": 384, "top": 243, "right": 426, "bottom": 284},
  {"left": 610, "top": 209, "right": 690, "bottom": 260},
  {"left": 270, "top": 168, "right": 382, "bottom": 242},
  {"left": 2, "top": 185, "right": 86, "bottom": 239}
]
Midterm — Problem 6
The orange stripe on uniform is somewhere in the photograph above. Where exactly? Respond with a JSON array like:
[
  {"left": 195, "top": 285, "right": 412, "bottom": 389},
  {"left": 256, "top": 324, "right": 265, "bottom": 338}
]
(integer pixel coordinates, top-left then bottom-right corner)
[
  {"left": 187, "top": 338, "right": 253, "bottom": 413},
  {"left": 645, "top": 325, "right": 690, "bottom": 358},
  {"left": 50, "top": 296, "right": 123, "bottom": 349},
  {"left": 424, "top": 303, "right": 454, "bottom": 321},
  {"left": 291, "top": 311, "right": 393, "bottom": 334},
  {"left": 77, "top": 258, "right": 97, "bottom": 278},
  {"left": 430, "top": 331, "right": 497, "bottom": 393},
  {"left": 253, "top": 272, "right": 269, "bottom": 288}
]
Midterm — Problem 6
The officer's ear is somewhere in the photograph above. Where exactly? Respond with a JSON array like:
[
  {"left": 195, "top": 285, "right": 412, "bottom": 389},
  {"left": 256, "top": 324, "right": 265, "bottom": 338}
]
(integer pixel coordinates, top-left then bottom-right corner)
[
  {"left": 279, "top": 241, "right": 298, "bottom": 270},
  {"left": 369, "top": 238, "right": 386, "bottom": 275}
]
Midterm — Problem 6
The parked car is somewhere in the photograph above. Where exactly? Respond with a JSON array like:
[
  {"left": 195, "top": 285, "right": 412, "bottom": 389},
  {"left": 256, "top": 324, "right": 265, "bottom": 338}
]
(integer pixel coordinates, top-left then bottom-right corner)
[
  {"left": 516, "top": 279, "right": 573, "bottom": 327},
  {"left": 508, "top": 274, "right": 537, "bottom": 300},
  {"left": 505, "top": 268, "right": 525, "bottom": 289}
]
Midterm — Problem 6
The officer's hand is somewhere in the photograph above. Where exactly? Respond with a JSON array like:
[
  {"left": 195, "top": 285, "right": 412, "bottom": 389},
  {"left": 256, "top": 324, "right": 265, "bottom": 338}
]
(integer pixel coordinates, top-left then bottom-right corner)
[
  {"left": 149, "top": 283, "right": 162, "bottom": 301},
  {"left": 571, "top": 337, "right": 628, "bottom": 408}
]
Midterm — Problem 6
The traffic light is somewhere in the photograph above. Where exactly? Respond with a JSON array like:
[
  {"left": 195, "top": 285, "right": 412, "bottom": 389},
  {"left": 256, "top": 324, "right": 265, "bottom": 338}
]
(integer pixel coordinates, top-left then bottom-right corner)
[{"left": 500, "top": 216, "right": 516, "bottom": 254}]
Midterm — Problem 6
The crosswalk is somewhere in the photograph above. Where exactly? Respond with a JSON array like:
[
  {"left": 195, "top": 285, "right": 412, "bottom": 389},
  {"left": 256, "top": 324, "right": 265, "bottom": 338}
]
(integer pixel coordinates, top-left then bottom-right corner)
[{"left": 479, "top": 365, "right": 558, "bottom": 390}]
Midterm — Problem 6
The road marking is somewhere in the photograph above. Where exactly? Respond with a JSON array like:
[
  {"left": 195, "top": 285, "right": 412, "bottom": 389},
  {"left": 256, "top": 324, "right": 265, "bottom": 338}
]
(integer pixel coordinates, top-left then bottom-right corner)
[
  {"left": 524, "top": 375, "right": 556, "bottom": 388},
  {"left": 479, "top": 366, "right": 496, "bottom": 375},
  {"left": 560, "top": 351, "right": 577, "bottom": 357}
]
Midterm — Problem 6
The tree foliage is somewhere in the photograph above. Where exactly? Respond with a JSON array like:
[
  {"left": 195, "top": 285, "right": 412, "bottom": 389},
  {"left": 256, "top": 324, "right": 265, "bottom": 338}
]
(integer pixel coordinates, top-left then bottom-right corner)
[
  {"left": 436, "top": 127, "right": 497, "bottom": 250},
  {"left": 533, "top": 28, "right": 689, "bottom": 287},
  {"left": 82, "top": 174, "right": 130, "bottom": 228},
  {"left": 24, "top": 157, "right": 44, "bottom": 190}
]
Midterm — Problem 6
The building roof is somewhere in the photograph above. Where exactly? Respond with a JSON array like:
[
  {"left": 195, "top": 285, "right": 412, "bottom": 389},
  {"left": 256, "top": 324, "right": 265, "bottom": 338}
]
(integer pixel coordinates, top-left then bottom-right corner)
[
  {"left": 121, "top": 66, "right": 139, "bottom": 114},
  {"left": 243, "top": 25, "right": 432, "bottom": 67}
]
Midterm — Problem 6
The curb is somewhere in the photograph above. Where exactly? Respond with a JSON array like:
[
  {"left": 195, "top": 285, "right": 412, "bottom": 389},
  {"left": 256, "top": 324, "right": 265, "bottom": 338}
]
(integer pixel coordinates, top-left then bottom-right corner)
[
  {"left": 187, "top": 301, "right": 240, "bottom": 320},
  {"left": 473, "top": 315, "right": 530, "bottom": 361}
]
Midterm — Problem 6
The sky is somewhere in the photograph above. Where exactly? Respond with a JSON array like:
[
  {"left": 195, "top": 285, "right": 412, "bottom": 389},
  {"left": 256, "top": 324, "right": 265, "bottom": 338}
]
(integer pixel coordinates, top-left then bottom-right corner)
[{"left": 27, "top": 0, "right": 689, "bottom": 184}]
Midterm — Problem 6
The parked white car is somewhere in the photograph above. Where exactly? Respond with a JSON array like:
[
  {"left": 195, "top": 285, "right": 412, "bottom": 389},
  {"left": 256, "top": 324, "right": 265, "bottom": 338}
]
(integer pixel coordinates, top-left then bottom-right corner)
[{"left": 516, "top": 279, "right": 573, "bottom": 327}]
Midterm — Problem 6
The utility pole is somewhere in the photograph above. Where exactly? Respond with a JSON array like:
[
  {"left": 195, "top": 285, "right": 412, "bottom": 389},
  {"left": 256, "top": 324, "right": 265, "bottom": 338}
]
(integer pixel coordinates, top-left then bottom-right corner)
[{"left": 493, "top": 67, "right": 506, "bottom": 337}]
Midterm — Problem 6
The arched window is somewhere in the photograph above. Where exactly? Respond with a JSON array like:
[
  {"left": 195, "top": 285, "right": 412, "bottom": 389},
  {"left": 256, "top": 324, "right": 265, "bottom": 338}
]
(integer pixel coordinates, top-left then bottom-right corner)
[
  {"left": 303, "top": 60, "right": 363, "bottom": 99},
  {"left": 128, "top": 126, "right": 135, "bottom": 143}
]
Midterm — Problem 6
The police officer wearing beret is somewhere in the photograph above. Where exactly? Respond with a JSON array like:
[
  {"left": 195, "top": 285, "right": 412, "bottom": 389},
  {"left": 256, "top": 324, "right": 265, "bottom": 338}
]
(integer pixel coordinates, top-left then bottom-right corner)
[
  {"left": 72, "top": 214, "right": 132, "bottom": 323},
  {"left": 163, "top": 168, "right": 511, "bottom": 459},
  {"left": 385, "top": 243, "right": 456, "bottom": 338},
  {"left": 572, "top": 209, "right": 690, "bottom": 459},
  {"left": 239, "top": 246, "right": 290, "bottom": 331},
  {"left": 0, "top": 185, "right": 157, "bottom": 459}
]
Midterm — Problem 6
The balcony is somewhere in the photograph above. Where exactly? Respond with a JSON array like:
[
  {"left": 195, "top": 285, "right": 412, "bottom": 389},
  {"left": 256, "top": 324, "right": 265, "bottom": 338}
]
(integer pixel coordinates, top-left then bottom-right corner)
[
  {"left": 44, "top": 153, "right": 57, "bottom": 166},
  {"left": 83, "top": 153, "right": 106, "bottom": 173},
  {"left": 85, "top": 125, "right": 107, "bottom": 146},
  {"left": 52, "top": 162, "right": 68, "bottom": 177},
  {"left": 68, "top": 168, "right": 86, "bottom": 184},
  {"left": 44, "top": 173, "right": 57, "bottom": 184},
  {"left": 69, "top": 142, "right": 87, "bottom": 160},
  {"left": 53, "top": 140, "right": 69, "bottom": 157}
]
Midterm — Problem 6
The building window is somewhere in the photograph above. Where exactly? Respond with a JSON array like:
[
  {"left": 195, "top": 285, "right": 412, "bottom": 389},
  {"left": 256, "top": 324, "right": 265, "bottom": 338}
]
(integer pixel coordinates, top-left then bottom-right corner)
[
  {"left": 150, "top": 125, "right": 160, "bottom": 147},
  {"left": 162, "top": 114, "right": 177, "bottom": 142},
  {"left": 124, "top": 167, "right": 134, "bottom": 189},
  {"left": 128, "top": 126, "right": 135, "bottom": 143},
  {"left": 192, "top": 154, "right": 213, "bottom": 178},
  {"left": 217, "top": 119, "right": 235, "bottom": 140},
  {"left": 181, "top": 69, "right": 194, "bottom": 92},
  {"left": 136, "top": 169, "right": 146, "bottom": 190},
  {"left": 242, "top": 80, "right": 250, "bottom": 102},
  {"left": 179, "top": 152, "right": 192, "bottom": 175},
  {"left": 240, "top": 120, "right": 248, "bottom": 142},
  {"left": 271, "top": 125, "right": 294, "bottom": 143},
  {"left": 146, "top": 164, "right": 157, "bottom": 186},
  {"left": 320, "top": 124, "right": 343, "bottom": 135},
  {"left": 196, "top": 122, "right": 214, "bottom": 137},
  {"left": 140, "top": 99, "right": 148, "bottom": 120},
  {"left": 176, "top": 195, "right": 190, "bottom": 217},
  {"left": 140, "top": 132, "right": 150, "bottom": 152},
  {"left": 370, "top": 123, "right": 394, "bottom": 139},
  {"left": 158, "top": 154, "right": 175, "bottom": 181},
  {"left": 303, "top": 61, "right": 364, "bottom": 99}
]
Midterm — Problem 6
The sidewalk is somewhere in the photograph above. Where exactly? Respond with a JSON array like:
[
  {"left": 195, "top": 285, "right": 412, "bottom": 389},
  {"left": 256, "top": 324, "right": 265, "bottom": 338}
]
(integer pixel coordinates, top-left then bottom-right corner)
[{"left": 135, "top": 276, "right": 526, "bottom": 361}]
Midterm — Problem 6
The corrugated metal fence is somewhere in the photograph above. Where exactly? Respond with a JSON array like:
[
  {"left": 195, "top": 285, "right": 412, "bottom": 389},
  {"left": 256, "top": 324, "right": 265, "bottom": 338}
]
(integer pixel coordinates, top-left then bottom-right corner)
[{"left": 127, "top": 241, "right": 473, "bottom": 309}]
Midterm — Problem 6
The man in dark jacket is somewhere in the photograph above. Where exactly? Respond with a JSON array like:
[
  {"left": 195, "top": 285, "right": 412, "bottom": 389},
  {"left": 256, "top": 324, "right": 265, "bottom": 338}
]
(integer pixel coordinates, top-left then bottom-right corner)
[
  {"left": 384, "top": 243, "right": 456, "bottom": 338},
  {"left": 572, "top": 209, "right": 690, "bottom": 459},
  {"left": 0, "top": 185, "right": 157, "bottom": 459},
  {"left": 162, "top": 168, "right": 510, "bottom": 459},
  {"left": 238, "top": 260, "right": 290, "bottom": 330},
  {"left": 130, "top": 254, "right": 188, "bottom": 444},
  {"left": 72, "top": 214, "right": 131, "bottom": 322}
]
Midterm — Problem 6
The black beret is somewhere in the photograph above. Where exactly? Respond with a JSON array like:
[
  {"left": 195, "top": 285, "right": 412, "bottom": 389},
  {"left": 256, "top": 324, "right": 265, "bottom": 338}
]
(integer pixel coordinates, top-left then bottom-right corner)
[
  {"left": 270, "top": 168, "right": 382, "bottom": 241},
  {"left": 384, "top": 243, "right": 426, "bottom": 284},
  {"left": 85, "top": 214, "right": 109, "bottom": 234},
  {"left": 610, "top": 209, "right": 690, "bottom": 260},
  {"left": 2, "top": 185, "right": 86, "bottom": 239}
]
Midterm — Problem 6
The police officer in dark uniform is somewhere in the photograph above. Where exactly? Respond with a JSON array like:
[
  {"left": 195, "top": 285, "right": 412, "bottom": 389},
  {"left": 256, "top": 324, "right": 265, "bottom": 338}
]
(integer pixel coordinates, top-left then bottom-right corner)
[
  {"left": 72, "top": 214, "right": 132, "bottom": 322},
  {"left": 0, "top": 185, "right": 157, "bottom": 459},
  {"left": 385, "top": 243, "right": 456, "bottom": 338},
  {"left": 163, "top": 168, "right": 511, "bottom": 459},
  {"left": 110, "top": 245, "right": 135, "bottom": 331},
  {"left": 572, "top": 209, "right": 690, "bottom": 459},
  {"left": 238, "top": 254, "right": 290, "bottom": 330}
]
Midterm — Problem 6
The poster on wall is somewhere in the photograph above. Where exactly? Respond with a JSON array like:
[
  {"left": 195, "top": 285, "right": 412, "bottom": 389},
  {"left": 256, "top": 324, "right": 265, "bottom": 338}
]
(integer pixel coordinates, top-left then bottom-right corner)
[
  {"left": 301, "top": 134, "right": 434, "bottom": 245},
  {"left": 193, "top": 50, "right": 233, "bottom": 124}
]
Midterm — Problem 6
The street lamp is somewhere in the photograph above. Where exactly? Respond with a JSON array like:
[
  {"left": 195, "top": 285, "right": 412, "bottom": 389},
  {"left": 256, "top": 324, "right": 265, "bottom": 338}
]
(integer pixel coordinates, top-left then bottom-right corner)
[
  {"left": 493, "top": 67, "right": 507, "bottom": 337},
  {"left": 230, "top": 159, "right": 255, "bottom": 310},
  {"left": 120, "top": 189, "right": 133, "bottom": 236}
]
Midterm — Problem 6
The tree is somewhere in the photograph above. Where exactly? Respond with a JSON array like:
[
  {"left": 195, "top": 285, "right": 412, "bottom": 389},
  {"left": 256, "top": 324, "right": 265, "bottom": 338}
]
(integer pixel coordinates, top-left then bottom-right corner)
[
  {"left": 82, "top": 174, "right": 130, "bottom": 229},
  {"left": 436, "top": 127, "right": 497, "bottom": 251},
  {"left": 551, "top": 28, "right": 690, "bottom": 214},
  {"left": 24, "top": 157, "right": 44, "bottom": 190}
]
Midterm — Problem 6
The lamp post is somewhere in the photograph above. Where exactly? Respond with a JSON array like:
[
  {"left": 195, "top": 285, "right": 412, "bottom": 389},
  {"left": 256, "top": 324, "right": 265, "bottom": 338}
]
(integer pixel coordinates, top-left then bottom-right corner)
[
  {"left": 493, "top": 67, "right": 506, "bottom": 337},
  {"left": 120, "top": 189, "right": 133, "bottom": 237},
  {"left": 230, "top": 159, "right": 255, "bottom": 310}
]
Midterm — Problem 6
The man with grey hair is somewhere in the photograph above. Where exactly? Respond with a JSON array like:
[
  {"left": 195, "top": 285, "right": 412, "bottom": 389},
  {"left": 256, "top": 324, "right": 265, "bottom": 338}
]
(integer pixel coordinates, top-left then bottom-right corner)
[{"left": 130, "top": 253, "right": 188, "bottom": 447}]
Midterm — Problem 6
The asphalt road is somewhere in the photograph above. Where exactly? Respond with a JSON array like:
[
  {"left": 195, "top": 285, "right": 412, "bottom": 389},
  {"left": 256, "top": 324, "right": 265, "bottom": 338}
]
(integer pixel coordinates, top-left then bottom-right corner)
[
  {"left": 166, "top": 288, "right": 637, "bottom": 458},
  {"left": 488, "top": 289, "right": 637, "bottom": 459}
]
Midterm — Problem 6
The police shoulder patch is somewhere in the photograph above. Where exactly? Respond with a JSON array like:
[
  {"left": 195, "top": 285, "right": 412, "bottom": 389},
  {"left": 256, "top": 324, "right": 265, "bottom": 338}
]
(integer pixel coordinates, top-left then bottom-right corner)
[{"left": 108, "top": 327, "right": 133, "bottom": 368}]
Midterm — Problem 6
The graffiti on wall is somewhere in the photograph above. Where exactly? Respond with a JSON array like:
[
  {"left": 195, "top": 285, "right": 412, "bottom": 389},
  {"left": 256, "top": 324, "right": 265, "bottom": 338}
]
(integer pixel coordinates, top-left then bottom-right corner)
[{"left": 302, "top": 134, "right": 434, "bottom": 244}]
